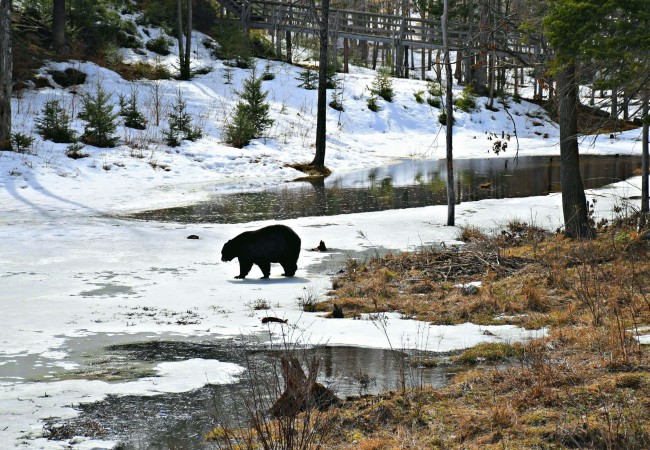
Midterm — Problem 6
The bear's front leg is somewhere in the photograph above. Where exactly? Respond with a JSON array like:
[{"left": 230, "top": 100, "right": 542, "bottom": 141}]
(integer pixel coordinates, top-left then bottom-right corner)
[{"left": 236, "top": 258, "right": 254, "bottom": 279}]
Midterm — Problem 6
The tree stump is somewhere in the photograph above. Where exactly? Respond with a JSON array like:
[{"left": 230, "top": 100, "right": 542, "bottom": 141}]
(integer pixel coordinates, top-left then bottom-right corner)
[{"left": 269, "top": 356, "right": 339, "bottom": 417}]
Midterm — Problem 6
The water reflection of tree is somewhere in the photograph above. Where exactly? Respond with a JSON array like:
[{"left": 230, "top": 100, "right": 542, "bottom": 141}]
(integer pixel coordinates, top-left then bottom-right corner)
[{"left": 127, "top": 156, "right": 643, "bottom": 224}]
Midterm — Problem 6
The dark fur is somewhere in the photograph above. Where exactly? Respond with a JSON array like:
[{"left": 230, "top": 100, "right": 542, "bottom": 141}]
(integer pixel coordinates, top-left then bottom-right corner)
[{"left": 221, "top": 224, "right": 301, "bottom": 279}]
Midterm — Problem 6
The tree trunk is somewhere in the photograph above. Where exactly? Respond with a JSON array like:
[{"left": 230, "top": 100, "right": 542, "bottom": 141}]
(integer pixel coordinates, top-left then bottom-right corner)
[
  {"left": 0, "top": 0, "right": 11, "bottom": 150},
  {"left": 184, "top": 0, "right": 192, "bottom": 78},
  {"left": 52, "top": 0, "right": 67, "bottom": 55},
  {"left": 474, "top": 0, "right": 489, "bottom": 95},
  {"left": 557, "top": 64, "right": 591, "bottom": 238},
  {"left": 310, "top": 0, "right": 329, "bottom": 168},
  {"left": 285, "top": 30, "right": 292, "bottom": 64},
  {"left": 464, "top": 0, "right": 474, "bottom": 85},
  {"left": 177, "top": 0, "right": 185, "bottom": 71},
  {"left": 443, "top": 0, "right": 454, "bottom": 226},
  {"left": 642, "top": 89, "right": 649, "bottom": 213}
]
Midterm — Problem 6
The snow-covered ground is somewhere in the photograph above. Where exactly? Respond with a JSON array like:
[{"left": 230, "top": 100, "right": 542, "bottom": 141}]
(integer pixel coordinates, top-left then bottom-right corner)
[{"left": 0, "top": 24, "right": 646, "bottom": 449}]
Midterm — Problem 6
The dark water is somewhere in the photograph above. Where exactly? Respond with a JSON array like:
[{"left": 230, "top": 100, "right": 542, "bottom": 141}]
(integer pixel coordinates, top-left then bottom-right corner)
[
  {"left": 53, "top": 340, "right": 453, "bottom": 449},
  {"left": 123, "top": 155, "right": 641, "bottom": 224}
]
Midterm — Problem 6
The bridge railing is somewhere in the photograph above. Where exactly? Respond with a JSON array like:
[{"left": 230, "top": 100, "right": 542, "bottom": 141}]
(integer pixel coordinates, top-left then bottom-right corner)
[{"left": 223, "top": 0, "right": 544, "bottom": 63}]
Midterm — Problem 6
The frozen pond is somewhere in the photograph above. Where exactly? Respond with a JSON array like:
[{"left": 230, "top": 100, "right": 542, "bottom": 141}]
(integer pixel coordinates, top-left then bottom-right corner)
[{"left": 123, "top": 155, "right": 642, "bottom": 223}]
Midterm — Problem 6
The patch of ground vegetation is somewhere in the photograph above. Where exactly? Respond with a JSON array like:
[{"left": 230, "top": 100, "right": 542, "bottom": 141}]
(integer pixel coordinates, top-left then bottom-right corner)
[{"left": 289, "top": 214, "right": 650, "bottom": 449}]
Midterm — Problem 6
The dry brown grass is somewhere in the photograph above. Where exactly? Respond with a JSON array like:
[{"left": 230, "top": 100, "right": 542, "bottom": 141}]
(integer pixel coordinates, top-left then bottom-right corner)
[{"left": 317, "top": 217, "right": 650, "bottom": 449}]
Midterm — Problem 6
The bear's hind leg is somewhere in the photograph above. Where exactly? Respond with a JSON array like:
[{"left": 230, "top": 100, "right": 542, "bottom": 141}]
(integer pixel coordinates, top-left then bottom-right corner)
[
  {"left": 236, "top": 259, "right": 254, "bottom": 279},
  {"left": 257, "top": 260, "right": 271, "bottom": 279}
]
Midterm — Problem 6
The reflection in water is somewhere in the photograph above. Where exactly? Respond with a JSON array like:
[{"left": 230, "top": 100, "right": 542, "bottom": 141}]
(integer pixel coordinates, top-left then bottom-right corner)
[
  {"left": 59, "top": 343, "right": 453, "bottom": 449},
  {"left": 124, "top": 155, "right": 641, "bottom": 224}
]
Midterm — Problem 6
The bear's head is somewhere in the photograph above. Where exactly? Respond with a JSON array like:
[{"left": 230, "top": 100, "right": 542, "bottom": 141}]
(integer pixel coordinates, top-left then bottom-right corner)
[{"left": 221, "top": 239, "right": 237, "bottom": 262}]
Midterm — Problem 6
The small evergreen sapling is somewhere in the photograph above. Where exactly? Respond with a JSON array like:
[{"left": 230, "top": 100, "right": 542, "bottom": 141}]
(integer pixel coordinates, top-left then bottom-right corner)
[
  {"left": 78, "top": 83, "right": 120, "bottom": 148},
  {"left": 223, "top": 66, "right": 234, "bottom": 84},
  {"left": 329, "top": 83, "right": 344, "bottom": 111},
  {"left": 119, "top": 91, "right": 147, "bottom": 130},
  {"left": 297, "top": 68, "right": 317, "bottom": 89},
  {"left": 236, "top": 68, "right": 273, "bottom": 135},
  {"left": 224, "top": 69, "right": 273, "bottom": 148},
  {"left": 370, "top": 67, "right": 394, "bottom": 102},
  {"left": 163, "top": 90, "right": 203, "bottom": 147},
  {"left": 367, "top": 93, "right": 379, "bottom": 112},
  {"left": 10, "top": 133, "right": 35, "bottom": 154},
  {"left": 262, "top": 61, "right": 275, "bottom": 81},
  {"left": 35, "top": 99, "right": 77, "bottom": 143}
]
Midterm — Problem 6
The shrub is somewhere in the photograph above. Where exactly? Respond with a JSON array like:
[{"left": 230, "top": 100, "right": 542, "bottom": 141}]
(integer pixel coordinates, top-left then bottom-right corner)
[
  {"left": 427, "top": 81, "right": 443, "bottom": 97},
  {"left": 66, "top": 1, "right": 140, "bottom": 57},
  {"left": 163, "top": 90, "right": 203, "bottom": 147},
  {"left": 368, "top": 94, "right": 379, "bottom": 112},
  {"left": 116, "top": 61, "right": 171, "bottom": 81},
  {"left": 370, "top": 67, "right": 394, "bottom": 102},
  {"left": 212, "top": 22, "right": 251, "bottom": 65},
  {"left": 454, "top": 85, "right": 478, "bottom": 112},
  {"left": 78, "top": 83, "right": 119, "bottom": 148},
  {"left": 145, "top": 35, "right": 173, "bottom": 56},
  {"left": 35, "top": 99, "right": 77, "bottom": 143},
  {"left": 427, "top": 97, "right": 442, "bottom": 108},
  {"left": 65, "top": 142, "right": 89, "bottom": 159},
  {"left": 438, "top": 111, "right": 455, "bottom": 125},
  {"left": 413, "top": 90, "right": 425, "bottom": 104}
]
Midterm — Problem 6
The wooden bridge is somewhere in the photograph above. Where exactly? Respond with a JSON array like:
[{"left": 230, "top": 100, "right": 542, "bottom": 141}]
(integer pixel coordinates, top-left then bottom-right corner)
[{"left": 217, "top": 0, "right": 545, "bottom": 67}]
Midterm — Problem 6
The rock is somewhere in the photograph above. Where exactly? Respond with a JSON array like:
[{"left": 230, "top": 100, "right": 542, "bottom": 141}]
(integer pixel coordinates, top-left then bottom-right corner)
[
  {"left": 261, "top": 316, "right": 288, "bottom": 324},
  {"left": 187, "top": 234, "right": 200, "bottom": 239},
  {"left": 48, "top": 68, "right": 87, "bottom": 88}
]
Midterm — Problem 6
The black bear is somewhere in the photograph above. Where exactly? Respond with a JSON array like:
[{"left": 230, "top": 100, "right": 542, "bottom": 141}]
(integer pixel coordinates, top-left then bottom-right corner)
[{"left": 221, "top": 224, "right": 301, "bottom": 279}]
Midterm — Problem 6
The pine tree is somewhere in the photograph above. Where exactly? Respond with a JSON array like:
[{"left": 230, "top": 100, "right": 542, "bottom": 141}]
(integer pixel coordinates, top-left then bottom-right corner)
[
  {"left": 163, "top": 90, "right": 202, "bottom": 147},
  {"left": 370, "top": 67, "right": 394, "bottom": 102},
  {"left": 119, "top": 91, "right": 147, "bottom": 130},
  {"left": 35, "top": 99, "right": 77, "bottom": 143},
  {"left": 224, "top": 111, "right": 255, "bottom": 149},
  {"left": 237, "top": 69, "right": 273, "bottom": 136},
  {"left": 297, "top": 68, "right": 318, "bottom": 90},
  {"left": 224, "top": 69, "right": 273, "bottom": 148},
  {"left": 78, "top": 83, "right": 119, "bottom": 148}
]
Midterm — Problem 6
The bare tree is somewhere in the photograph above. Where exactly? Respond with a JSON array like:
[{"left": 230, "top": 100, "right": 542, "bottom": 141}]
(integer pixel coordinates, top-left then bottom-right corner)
[
  {"left": 442, "top": 0, "right": 454, "bottom": 226},
  {"left": 0, "top": 0, "right": 11, "bottom": 149}
]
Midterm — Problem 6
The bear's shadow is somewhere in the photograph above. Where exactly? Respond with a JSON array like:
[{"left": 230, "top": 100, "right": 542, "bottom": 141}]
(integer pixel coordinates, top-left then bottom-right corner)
[{"left": 226, "top": 276, "right": 308, "bottom": 285}]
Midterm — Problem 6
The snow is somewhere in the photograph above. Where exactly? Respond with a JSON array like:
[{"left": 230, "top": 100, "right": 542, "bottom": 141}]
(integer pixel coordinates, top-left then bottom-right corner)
[{"left": 0, "top": 22, "right": 646, "bottom": 449}]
